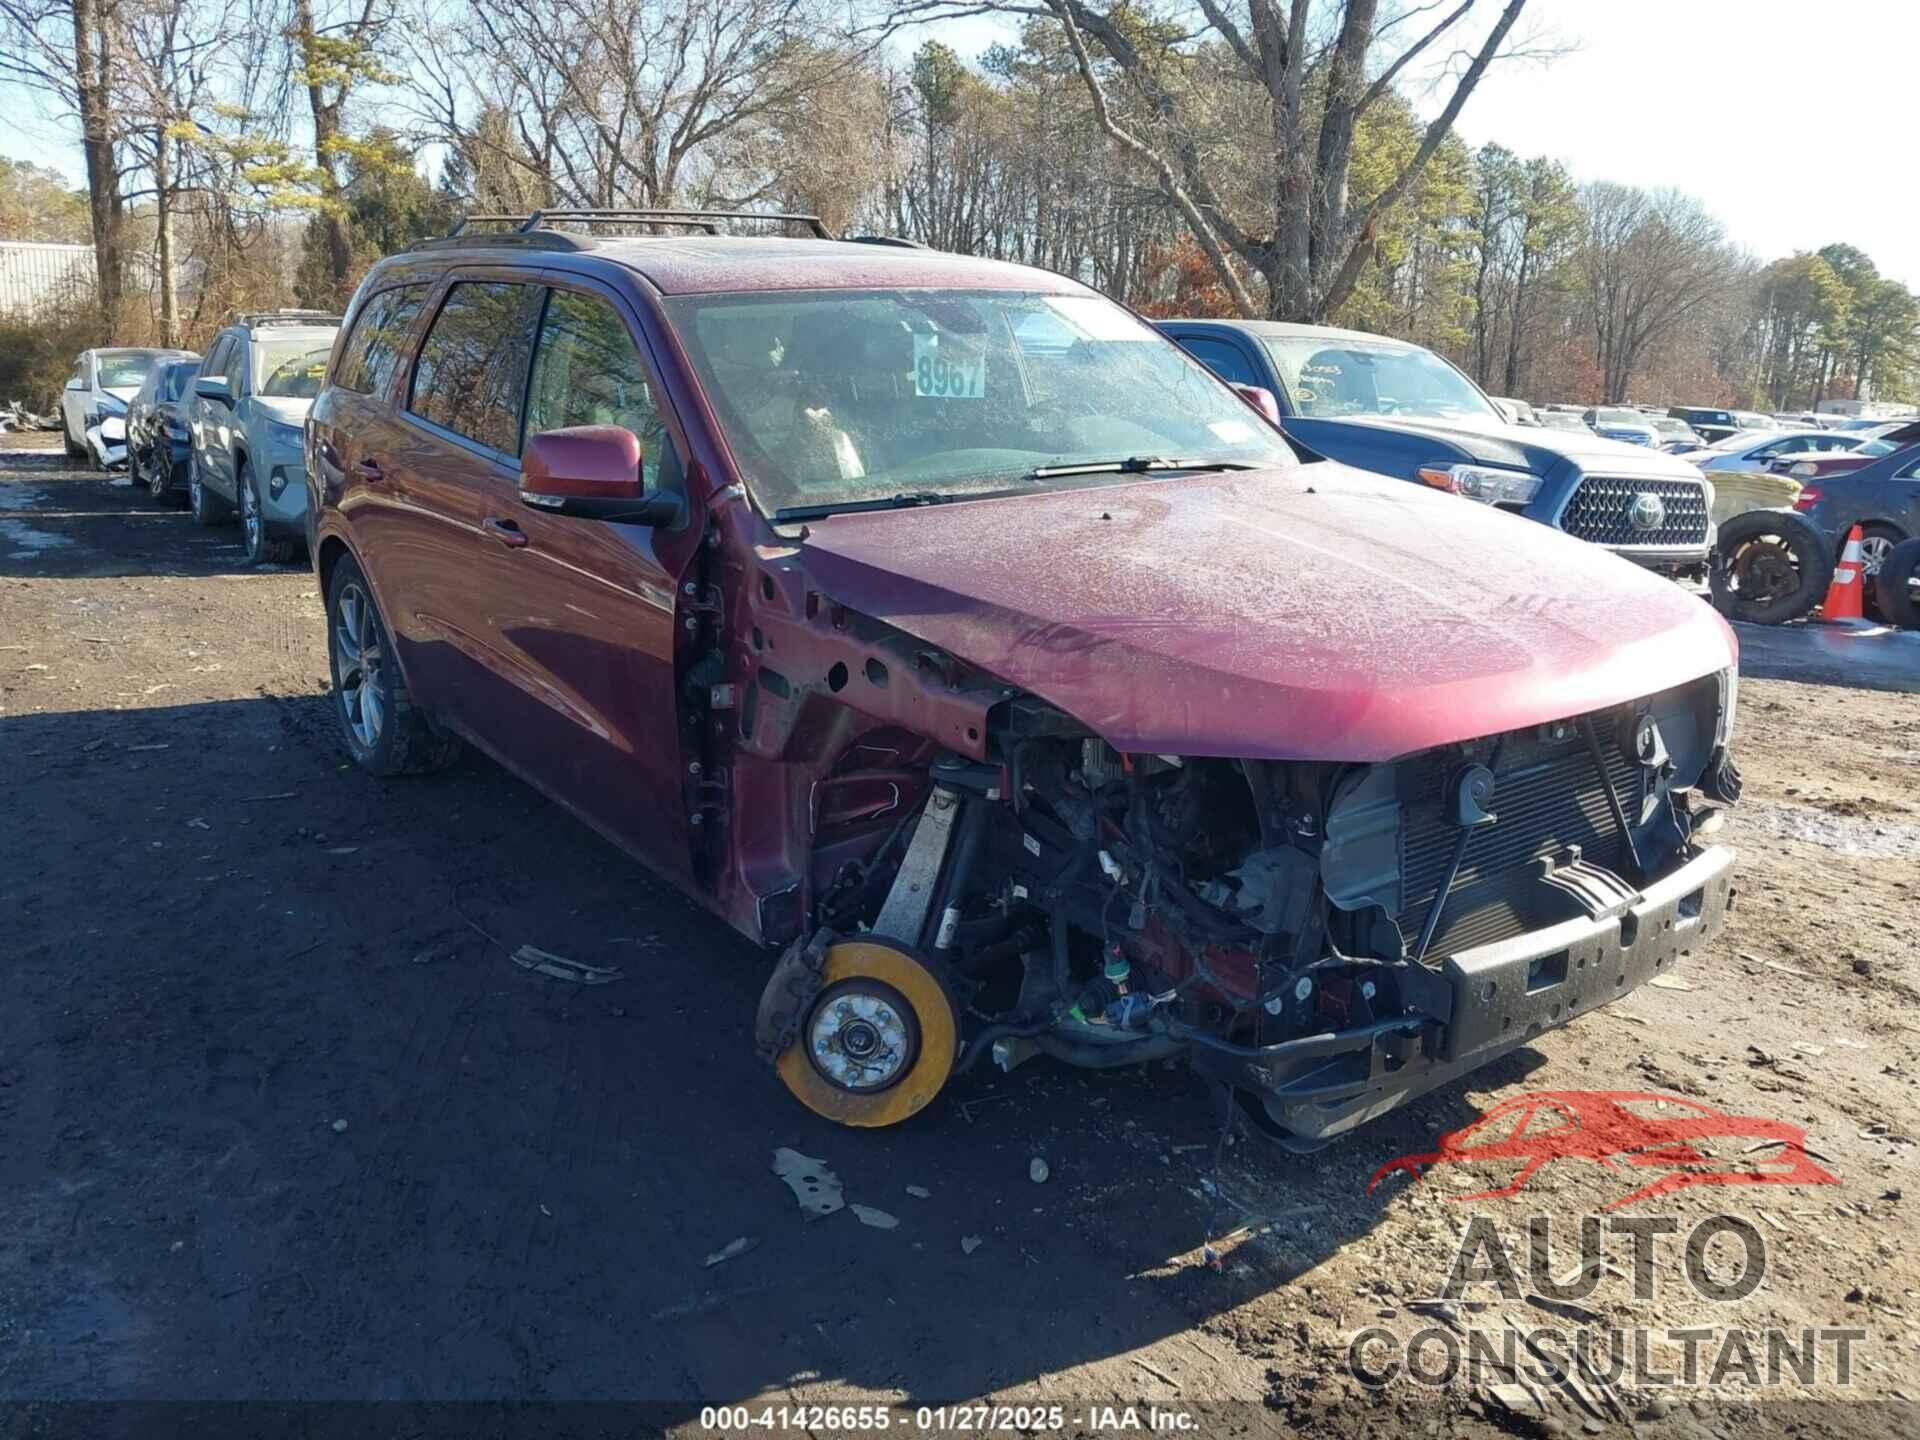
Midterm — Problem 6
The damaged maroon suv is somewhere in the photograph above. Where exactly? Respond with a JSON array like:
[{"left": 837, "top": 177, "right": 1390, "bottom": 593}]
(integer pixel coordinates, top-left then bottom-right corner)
[{"left": 307, "top": 211, "right": 1743, "bottom": 1145}]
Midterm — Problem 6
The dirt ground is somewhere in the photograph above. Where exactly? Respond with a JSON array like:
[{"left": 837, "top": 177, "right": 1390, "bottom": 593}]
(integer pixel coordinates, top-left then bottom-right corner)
[{"left": 1, "top": 442, "right": 1916, "bottom": 1438}]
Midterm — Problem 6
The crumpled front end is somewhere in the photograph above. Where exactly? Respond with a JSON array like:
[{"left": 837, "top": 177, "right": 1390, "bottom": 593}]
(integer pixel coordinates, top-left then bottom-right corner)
[{"left": 754, "top": 590, "right": 1742, "bottom": 1142}]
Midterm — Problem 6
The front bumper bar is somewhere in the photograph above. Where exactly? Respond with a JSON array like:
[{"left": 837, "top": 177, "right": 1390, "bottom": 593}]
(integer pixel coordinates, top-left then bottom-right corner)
[{"left": 1193, "top": 844, "right": 1737, "bottom": 1141}]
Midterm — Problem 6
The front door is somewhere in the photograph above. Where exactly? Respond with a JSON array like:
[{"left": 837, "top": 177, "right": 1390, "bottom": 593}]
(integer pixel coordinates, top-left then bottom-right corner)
[{"left": 461, "top": 279, "right": 698, "bottom": 880}]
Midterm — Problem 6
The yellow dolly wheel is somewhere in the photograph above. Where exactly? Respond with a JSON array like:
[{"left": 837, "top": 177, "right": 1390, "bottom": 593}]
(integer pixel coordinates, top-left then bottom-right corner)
[{"left": 775, "top": 939, "right": 961, "bottom": 1128}]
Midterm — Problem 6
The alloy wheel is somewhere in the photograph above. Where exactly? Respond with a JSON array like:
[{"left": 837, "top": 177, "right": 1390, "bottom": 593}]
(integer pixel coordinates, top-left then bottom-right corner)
[
  {"left": 332, "top": 582, "right": 386, "bottom": 751},
  {"left": 241, "top": 473, "right": 263, "bottom": 557},
  {"left": 1860, "top": 534, "right": 1892, "bottom": 578}
]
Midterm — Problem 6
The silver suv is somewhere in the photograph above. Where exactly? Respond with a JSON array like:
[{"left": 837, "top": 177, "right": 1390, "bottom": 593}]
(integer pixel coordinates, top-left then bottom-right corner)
[{"left": 188, "top": 311, "right": 341, "bottom": 563}]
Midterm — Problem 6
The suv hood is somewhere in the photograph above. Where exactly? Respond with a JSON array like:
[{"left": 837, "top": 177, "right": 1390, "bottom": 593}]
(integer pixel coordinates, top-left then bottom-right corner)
[
  {"left": 798, "top": 464, "right": 1735, "bottom": 762},
  {"left": 1337, "top": 413, "right": 1696, "bottom": 477},
  {"left": 254, "top": 396, "right": 312, "bottom": 425}
]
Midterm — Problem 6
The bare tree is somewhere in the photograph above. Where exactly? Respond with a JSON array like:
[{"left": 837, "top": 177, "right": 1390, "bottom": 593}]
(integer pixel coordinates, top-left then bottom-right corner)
[
  {"left": 885, "top": 0, "right": 1536, "bottom": 319},
  {"left": 0, "top": 0, "right": 128, "bottom": 322},
  {"left": 290, "top": 0, "right": 394, "bottom": 297},
  {"left": 405, "top": 0, "right": 874, "bottom": 218},
  {"left": 116, "top": 0, "right": 251, "bottom": 343},
  {"left": 1581, "top": 184, "right": 1739, "bottom": 402}
]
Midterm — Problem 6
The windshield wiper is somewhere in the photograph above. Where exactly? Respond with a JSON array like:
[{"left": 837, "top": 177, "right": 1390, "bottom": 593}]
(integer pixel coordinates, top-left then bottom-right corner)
[
  {"left": 1025, "top": 456, "right": 1256, "bottom": 480},
  {"left": 774, "top": 491, "right": 954, "bottom": 522}
]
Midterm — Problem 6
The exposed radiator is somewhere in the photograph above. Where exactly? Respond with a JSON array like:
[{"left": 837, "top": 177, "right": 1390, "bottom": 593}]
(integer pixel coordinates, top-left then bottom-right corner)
[{"left": 1396, "top": 728, "right": 1647, "bottom": 956}]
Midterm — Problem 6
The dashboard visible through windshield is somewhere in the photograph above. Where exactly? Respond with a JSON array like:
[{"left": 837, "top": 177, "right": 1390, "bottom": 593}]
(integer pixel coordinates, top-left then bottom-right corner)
[
  {"left": 1259, "top": 336, "right": 1499, "bottom": 424},
  {"left": 664, "top": 288, "right": 1295, "bottom": 516}
]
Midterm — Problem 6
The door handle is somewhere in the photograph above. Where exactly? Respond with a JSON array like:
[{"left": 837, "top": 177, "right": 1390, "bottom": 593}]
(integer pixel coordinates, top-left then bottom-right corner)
[
  {"left": 481, "top": 517, "right": 529, "bottom": 548},
  {"left": 353, "top": 457, "right": 384, "bottom": 483}
]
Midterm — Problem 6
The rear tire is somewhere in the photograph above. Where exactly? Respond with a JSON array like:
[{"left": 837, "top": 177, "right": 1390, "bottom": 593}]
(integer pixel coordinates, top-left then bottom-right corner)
[
  {"left": 1876, "top": 536, "right": 1920, "bottom": 631},
  {"left": 1710, "top": 510, "right": 1833, "bottom": 625},
  {"left": 325, "top": 555, "right": 461, "bottom": 777}
]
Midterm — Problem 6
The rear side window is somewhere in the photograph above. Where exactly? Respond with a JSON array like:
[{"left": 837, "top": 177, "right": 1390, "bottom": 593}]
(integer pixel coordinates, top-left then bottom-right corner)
[
  {"left": 335, "top": 284, "right": 428, "bottom": 396},
  {"left": 408, "top": 281, "right": 536, "bottom": 455},
  {"left": 1179, "top": 337, "right": 1258, "bottom": 387},
  {"left": 203, "top": 336, "right": 235, "bottom": 380},
  {"left": 163, "top": 363, "right": 195, "bottom": 400},
  {"left": 524, "top": 289, "right": 674, "bottom": 488}
]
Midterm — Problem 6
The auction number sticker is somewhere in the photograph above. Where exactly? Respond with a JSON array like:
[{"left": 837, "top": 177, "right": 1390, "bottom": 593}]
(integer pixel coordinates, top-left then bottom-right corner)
[{"left": 914, "top": 333, "right": 985, "bottom": 399}]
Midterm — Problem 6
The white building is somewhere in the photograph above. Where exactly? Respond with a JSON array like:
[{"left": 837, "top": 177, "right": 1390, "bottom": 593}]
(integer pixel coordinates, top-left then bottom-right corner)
[{"left": 0, "top": 240, "right": 96, "bottom": 315}]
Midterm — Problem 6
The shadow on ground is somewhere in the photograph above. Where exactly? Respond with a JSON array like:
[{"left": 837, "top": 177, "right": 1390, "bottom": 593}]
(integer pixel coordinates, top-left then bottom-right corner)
[{"left": 0, "top": 694, "right": 1531, "bottom": 1407}]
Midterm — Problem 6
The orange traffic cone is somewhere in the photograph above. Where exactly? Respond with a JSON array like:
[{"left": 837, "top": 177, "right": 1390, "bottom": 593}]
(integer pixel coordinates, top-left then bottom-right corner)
[{"left": 1820, "top": 524, "right": 1866, "bottom": 621}]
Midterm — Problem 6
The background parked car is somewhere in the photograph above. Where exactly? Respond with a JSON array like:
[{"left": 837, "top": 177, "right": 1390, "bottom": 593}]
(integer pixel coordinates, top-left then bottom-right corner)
[
  {"left": 1583, "top": 406, "right": 1660, "bottom": 446},
  {"left": 1732, "top": 409, "right": 1773, "bottom": 432},
  {"left": 1679, "top": 428, "right": 1860, "bottom": 476},
  {"left": 188, "top": 311, "right": 341, "bottom": 564},
  {"left": 1791, "top": 438, "right": 1920, "bottom": 617},
  {"left": 1534, "top": 409, "right": 1591, "bottom": 435},
  {"left": 60, "top": 348, "right": 186, "bottom": 468},
  {"left": 1489, "top": 395, "right": 1538, "bottom": 426},
  {"left": 126, "top": 355, "right": 202, "bottom": 503},
  {"left": 1769, "top": 419, "right": 1920, "bottom": 479},
  {"left": 1649, "top": 415, "right": 1701, "bottom": 450},
  {"left": 1669, "top": 406, "right": 1738, "bottom": 443},
  {"left": 1159, "top": 319, "right": 1716, "bottom": 575}
]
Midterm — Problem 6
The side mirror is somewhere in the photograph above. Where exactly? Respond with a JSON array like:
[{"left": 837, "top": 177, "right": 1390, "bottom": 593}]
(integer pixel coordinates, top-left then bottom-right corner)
[
  {"left": 65, "top": 377, "right": 85, "bottom": 391},
  {"left": 1231, "top": 384, "right": 1282, "bottom": 427},
  {"left": 521, "top": 425, "right": 682, "bottom": 526},
  {"left": 194, "top": 375, "right": 233, "bottom": 406}
]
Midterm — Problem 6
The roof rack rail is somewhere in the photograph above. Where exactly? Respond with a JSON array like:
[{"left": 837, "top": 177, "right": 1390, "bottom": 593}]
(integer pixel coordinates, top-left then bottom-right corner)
[
  {"left": 843, "top": 234, "right": 929, "bottom": 250},
  {"left": 232, "top": 308, "right": 344, "bottom": 327},
  {"left": 439, "top": 208, "right": 835, "bottom": 241}
]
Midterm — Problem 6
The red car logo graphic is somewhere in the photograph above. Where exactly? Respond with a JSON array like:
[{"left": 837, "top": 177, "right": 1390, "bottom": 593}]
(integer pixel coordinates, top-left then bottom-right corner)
[{"left": 1368, "top": 1090, "right": 1840, "bottom": 1210}]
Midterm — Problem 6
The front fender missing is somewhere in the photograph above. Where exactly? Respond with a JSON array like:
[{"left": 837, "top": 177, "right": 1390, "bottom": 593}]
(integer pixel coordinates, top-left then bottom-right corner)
[{"left": 753, "top": 927, "right": 832, "bottom": 1064}]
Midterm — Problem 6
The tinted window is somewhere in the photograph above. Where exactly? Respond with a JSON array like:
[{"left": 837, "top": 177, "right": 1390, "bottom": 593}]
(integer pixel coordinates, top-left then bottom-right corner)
[
  {"left": 336, "top": 285, "right": 428, "bottom": 395},
  {"left": 202, "top": 336, "right": 235, "bottom": 381},
  {"left": 162, "top": 362, "right": 197, "bottom": 401},
  {"left": 1180, "top": 337, "right": 1259, "bottom": 387},
  {"left": 408, "top": 282, "right": 536, "bottom": 454},
  {"left": 524, "top": 289, "right": 673, "bottom": 487}
]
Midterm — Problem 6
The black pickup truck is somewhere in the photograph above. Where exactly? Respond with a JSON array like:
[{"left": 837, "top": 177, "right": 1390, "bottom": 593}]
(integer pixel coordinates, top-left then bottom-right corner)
[{"left": 1159, "top": 319, "right": 1716, "bottom": 578}]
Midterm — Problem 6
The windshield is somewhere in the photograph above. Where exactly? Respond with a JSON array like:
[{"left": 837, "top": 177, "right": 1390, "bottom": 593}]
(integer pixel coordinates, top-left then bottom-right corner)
[
  {"left": 665, "top": 289, "right": 1294, "bottom": 515},
  {"left": 1259, "top": 336, "right": 1498, "bottom": 422},
  {"left": 254, "top": 338, "right": 335, "bottom": 399},
  {"left": 96, "top": 352, "right": 157, "bottom": 389}
]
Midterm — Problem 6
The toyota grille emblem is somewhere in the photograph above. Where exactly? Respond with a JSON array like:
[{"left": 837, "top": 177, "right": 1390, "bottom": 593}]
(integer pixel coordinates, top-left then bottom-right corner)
[{"left": 1628, "top": 491, "right": 1667, "bottom": 532}]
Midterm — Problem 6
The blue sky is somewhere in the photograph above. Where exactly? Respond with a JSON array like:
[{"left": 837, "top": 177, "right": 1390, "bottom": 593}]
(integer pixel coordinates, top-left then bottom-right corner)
[{"left": 2, "top": 0, "right": 1911, "bottom": 286}]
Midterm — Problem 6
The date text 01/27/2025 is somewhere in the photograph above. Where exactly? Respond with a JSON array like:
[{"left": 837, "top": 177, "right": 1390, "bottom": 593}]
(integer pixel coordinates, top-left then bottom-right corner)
[{"left": 699, "top": 1404, "right": 1200, "bottom": 1432}]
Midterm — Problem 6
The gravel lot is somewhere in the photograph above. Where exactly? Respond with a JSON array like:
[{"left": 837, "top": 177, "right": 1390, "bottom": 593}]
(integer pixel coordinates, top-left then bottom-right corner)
[{"left": 2, "top": 443, "right": 1916, "bottom": 1436}]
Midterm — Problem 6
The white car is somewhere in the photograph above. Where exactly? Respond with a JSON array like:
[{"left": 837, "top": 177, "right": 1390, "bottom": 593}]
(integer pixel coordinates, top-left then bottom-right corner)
[
  {"left": 60, "top": 348, "right": 189, "bottom": 469},
  {"left": 1675, "top": 428, "right": 1863, "bottom": 475}
]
